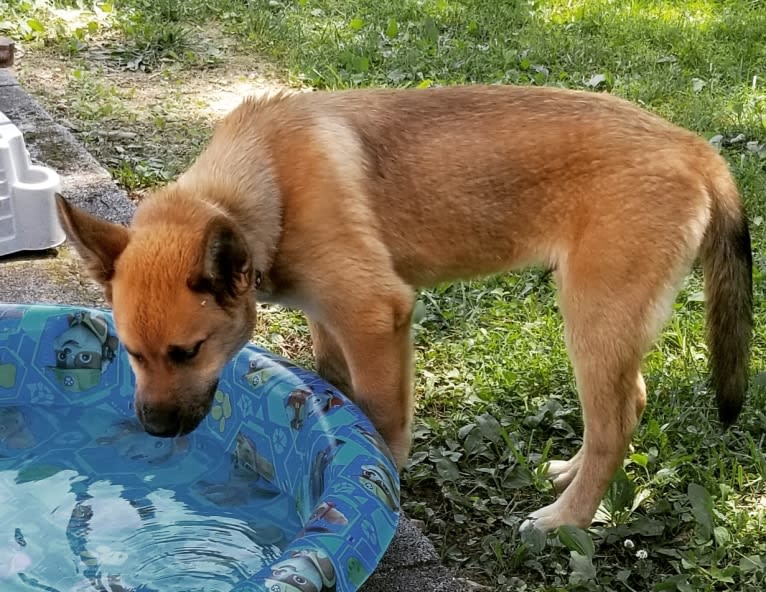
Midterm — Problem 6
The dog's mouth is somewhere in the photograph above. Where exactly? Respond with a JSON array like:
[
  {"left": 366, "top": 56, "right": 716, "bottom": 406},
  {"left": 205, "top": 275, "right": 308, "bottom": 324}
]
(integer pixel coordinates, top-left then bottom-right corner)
[
  {"left": 173, "top": 408, "right": 208, "bottom": 438},
  {"left": 137, "top": 380, "right": 218, "bottom": 438}
]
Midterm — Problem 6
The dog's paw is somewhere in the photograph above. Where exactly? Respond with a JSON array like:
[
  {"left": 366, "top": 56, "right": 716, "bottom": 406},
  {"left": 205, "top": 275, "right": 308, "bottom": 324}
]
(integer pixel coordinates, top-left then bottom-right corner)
[
  {"left": 522, "top": 498, "right": 592, "bottom": 533},
  {"left": 543, "top": 448, "right": 584, "bottom": 491},
  {"left": 518, "top": 513, "right": 549, "bottom": 553},
  {"left": 519, "top": 515, "right": 544, "bottom": 536},
  {"left": 521, "top": 503, "right": 563, "bottom": 534},
  {"left": 544, "top": 459, "right": 579, "bottom": 492},
  {"left": 544, "top": 459, "right": 571, "bottom": 479}
]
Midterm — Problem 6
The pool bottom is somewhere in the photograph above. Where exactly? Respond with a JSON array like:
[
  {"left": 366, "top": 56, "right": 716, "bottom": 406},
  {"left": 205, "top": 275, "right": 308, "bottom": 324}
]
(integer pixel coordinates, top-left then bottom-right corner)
[{"left": 1, "top": 407, "right": 296, "bottom": 592}]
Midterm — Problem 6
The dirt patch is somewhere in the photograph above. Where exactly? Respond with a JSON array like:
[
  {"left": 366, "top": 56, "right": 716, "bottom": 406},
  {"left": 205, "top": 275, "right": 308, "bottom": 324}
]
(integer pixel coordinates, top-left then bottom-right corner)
[{"left": 11, "top": 34, "right": 290, "bottom": 198}]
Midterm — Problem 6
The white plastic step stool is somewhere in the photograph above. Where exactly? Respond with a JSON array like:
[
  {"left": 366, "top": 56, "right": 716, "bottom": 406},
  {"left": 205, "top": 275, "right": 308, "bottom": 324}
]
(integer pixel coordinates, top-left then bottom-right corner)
[{"left": 0, "top": 110, "right": 65, "bottom": 256}]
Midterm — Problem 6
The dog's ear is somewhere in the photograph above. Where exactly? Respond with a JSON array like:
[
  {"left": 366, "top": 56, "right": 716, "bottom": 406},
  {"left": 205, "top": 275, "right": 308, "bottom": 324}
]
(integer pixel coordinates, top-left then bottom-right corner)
[
  {"left": 188, "top": 215, "right": 253, "bottom": 305},
  {"left": 55, "top": 193, "right": 130, "bottom": 288}
]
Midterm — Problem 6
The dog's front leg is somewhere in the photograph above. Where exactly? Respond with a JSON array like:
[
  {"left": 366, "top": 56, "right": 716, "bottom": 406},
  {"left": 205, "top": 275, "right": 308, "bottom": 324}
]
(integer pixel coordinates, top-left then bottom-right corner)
[
  {"left": 321, "top": 288, "right": 415, "bottom": 469},
  {"left": 307, "top": 318, "right": 352, "bottom": 395}
]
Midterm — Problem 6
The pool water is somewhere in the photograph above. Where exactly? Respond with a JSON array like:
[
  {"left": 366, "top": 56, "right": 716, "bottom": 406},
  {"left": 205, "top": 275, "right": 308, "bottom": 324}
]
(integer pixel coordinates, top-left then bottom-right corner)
[
  {"left": 0, "top": 304, "right": 401, "bottom": 592},
  {"left": 0, "top": 407, "right": 297, "bottom": 592}
]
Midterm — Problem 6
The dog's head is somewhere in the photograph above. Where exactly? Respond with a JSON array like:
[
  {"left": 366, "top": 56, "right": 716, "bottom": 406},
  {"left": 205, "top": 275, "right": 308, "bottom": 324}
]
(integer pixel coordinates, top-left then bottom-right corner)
[{"left": 55, "top": 193, "right": 257, "bottom": 438}]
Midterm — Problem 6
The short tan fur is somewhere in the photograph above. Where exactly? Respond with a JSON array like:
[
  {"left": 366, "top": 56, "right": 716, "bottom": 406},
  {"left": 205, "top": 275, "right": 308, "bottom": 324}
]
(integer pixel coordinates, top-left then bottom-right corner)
[{"left": 57, "top": 84, "right": 752, "bottom": 531}]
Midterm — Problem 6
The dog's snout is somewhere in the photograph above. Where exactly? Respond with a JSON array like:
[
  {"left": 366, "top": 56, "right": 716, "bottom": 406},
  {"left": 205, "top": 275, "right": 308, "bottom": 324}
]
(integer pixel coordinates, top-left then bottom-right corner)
[
  {"left": 135, "top": 381, "right": 218, "bottom": 438},
  {"left": 137, "top": 402, "right": 182, "bottom": 438}
]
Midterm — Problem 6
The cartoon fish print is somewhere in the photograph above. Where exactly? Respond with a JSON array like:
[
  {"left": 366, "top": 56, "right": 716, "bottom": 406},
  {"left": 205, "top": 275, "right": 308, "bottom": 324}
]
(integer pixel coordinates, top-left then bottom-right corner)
[
  {"left": 0, "top": 407, "right": 34, "bottom": 450},
  {"left": 310, "top": 439, "right": 344, "bottom": 504},
  {"left": 359, "top": 462, "right": 400, "bottom": 513},
  {"left": 233, "top": 432, "right": 276, "bottom": 482},
  {"left": 265, "top": 548, "right": 337, "bottom": 592},
  {"left": 286, "top": 389, "right": 343, "bottom": 430},
  {"left": 308, "top": 501, "right": 348, "bottom": 527}
]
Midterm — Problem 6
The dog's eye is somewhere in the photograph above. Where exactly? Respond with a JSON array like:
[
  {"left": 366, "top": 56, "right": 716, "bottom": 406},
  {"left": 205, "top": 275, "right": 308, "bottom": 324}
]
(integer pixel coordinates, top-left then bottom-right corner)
[
  {"left": 168, "top": 340, "right": 205, "bottom": 364},
  {"left": 125, "top": 348, "right": 144, "bottom": 364}
]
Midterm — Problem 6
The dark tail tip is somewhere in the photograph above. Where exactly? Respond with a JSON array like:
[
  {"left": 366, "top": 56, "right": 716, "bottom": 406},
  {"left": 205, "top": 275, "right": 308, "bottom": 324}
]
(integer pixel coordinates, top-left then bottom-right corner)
[
  {"left": 704, "top": 205, "right": 753, "bottom": 427},
  {"left": 717, "top": 397, "right": 743, "bottom": 428}
]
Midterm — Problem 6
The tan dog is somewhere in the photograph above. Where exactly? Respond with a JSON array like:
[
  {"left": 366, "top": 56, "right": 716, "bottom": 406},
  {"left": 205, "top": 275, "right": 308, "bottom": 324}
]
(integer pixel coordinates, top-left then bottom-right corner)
[{"left": 56, "top": 84, "right": 752, "bottom": 532}]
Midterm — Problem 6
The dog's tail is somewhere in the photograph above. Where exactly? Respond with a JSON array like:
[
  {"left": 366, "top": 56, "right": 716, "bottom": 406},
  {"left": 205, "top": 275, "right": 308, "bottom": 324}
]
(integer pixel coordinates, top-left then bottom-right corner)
[{"left": 701, "top": 169, "right": 753, "bottom": 426}]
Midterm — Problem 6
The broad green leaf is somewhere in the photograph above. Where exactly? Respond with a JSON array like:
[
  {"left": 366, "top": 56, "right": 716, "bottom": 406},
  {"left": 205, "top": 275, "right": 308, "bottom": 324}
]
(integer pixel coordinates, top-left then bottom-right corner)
[
  {"left": 677, "top": 580, "right": 695, "bottom": 592},
  {"left": 630, "top": 517, "right": 665, "bottom": 537},
  {"left": 457, "top": 423, "right": 476, "bottom": 440},
  {"left": 687, "top": 483, "right": 714, "bottom": 539},
  {"left": 602, "top": 468, "right": 635, "bottom": 516},
  {"left": 654, "top": 574, "right": 693, "bottom": 591},
  {"left": 520, "top": 524, "right": 546, "bottom": 554},
  {"left": 476, "top": 413, "right": 502, "bottom": 444},
  {"left": 557, "top": 525, "right": 595, "bottom": 559},
  {"left": 586, "top": 73, "right": 606, "bottom": 87},
  {"left": 630, "top": 452, "right": 649, "bottom": 467},
  {"left": 740, "top": 555, "right": 765, "bottom": 573},
  {"left": 631, "top": 487, "right": 652, "bottom": 512},
  {"left": 713, "top": 525, "right": 731, "bottom": 546},
  {"left": 709, "top": 565, "right": 736, "bottom": 583},
  {"left": 430, "top": 449, "right": 460, "bottom": 482},
  {"left": 568, "top": 551, "right": 596, "bottom": 583},
  {"left": 503, "top": 464, "right": 533, "bottom": 489},
  {"left": 27, "top": 18, "right": 45, "bottom": 33},
  {"left": 691, "top": 77, "right": 706, "bottom": 93},
  {"left": 351, "top": 55, "right": 369, "bottom": 73},
  {"left": 385, "top": 17, "right": 398, "bottom": 38},
  {"left": 406, "top": 451, "right": 428, "bottom": 467}
]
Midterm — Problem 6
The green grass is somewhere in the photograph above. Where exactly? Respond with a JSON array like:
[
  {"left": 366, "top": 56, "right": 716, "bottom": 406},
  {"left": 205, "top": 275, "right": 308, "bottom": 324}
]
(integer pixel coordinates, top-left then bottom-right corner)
[
  {"left": 218, "top": 0, "right": 766, "bottom": 134},
  {"left": 5, "top": 0, "right": 766, "bottom": 589}
]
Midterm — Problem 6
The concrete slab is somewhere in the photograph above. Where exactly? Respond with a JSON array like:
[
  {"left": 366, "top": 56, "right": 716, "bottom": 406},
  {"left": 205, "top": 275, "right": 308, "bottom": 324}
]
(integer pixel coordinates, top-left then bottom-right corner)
[
  {"left": 0, "top": 68, "right": 17, "bottom": 87},
  {"left": 0, "top": 67, "right": 462, "bottom": 592},
  {"left": 363, "top": 519, "right": 463, "bottom": 591}
]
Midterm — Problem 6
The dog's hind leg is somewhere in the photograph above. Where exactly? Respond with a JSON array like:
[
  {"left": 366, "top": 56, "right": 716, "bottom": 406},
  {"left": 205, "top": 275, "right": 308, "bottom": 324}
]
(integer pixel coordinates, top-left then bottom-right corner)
[
  {"left": 523, "top": 241, "right": 685, "bottom": 531},
  {"left": 526, "top": 354, "right": 647, "bottom": 530},
  {"left": 308, "top": 318, "right": 353, "bottom": 396}
]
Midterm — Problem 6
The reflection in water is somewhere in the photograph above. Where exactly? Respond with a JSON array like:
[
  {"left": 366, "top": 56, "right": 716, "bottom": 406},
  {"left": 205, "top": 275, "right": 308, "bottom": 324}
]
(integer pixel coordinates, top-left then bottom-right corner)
[{"left": 0, "top": 459, "right": 285, "bottom": 591}]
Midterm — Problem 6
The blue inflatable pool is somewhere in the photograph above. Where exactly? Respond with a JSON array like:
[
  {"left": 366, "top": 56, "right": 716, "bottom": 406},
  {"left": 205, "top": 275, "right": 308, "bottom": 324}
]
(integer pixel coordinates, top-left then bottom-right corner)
[{"left": 0, "top": 303, "right": 399, "bottom": 592}]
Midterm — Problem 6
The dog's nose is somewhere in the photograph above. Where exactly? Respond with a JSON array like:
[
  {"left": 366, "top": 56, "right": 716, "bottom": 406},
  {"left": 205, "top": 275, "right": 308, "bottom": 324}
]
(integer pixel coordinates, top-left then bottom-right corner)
[{"left": 138, "top": 403, "right": 181, "bottom": 437}]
